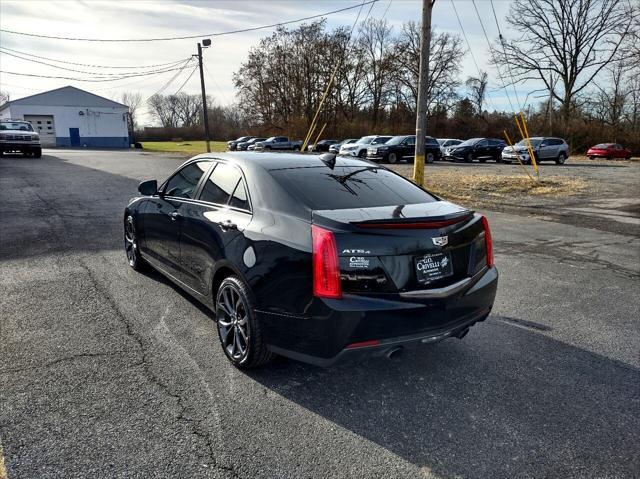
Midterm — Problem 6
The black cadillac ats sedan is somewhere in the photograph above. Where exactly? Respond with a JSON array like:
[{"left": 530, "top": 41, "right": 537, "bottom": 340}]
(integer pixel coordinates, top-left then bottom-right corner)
[{"left": 124, "top": 152, "right": 497, "bottom": 368}]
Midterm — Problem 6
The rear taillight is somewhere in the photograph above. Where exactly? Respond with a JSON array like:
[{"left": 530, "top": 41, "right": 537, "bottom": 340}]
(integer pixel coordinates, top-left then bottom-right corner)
[
  {"left": 312, "top": 225, "right": 342, "bottom": 299},
  {"left": 481, "top": 215, "right": 494, "bottom": 268}
]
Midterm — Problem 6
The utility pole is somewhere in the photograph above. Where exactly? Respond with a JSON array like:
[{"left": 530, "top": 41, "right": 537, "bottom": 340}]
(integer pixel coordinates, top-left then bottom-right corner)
[
  {"left": 197, "top": 39, "right": 211, "bottom": 153},
  {"left": 412, "top": 0, "right": 434, "bottom": 186}
]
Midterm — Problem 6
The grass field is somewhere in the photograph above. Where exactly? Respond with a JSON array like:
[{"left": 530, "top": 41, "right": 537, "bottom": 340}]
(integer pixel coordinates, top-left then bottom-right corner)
[{"left": 141, "top": 141, "right": 227, "bottom": 155}]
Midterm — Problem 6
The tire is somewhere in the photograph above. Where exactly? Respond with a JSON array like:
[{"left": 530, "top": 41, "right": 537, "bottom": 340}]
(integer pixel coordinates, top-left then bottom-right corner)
[
  {"left": 387, "top": 152, "right": 398, "bottom": 164},
  {"left": 33, "top": 148, "right": 42, "bottom": 158},
  {"left": 465, "top": 152, "right": 474, "bottom": 163},
  {"left": 124, "top": 215, "right": 148, "bottom": 272},
  {"left": 358, "top": 149, "right": 367, "bottom": 158},
  {"left": 426, "top": 152, "right": 435, "bottom": 164},
  {"left": 293, "top": 145, "right": 301, "bottom": 151},
  {"left": 588, "top": 156, "right": 594, "bottom": 160},
  {"left": 216, "top": 276, "right": 274, "bottom": 369},
  {"left": 555, "top": 152, "right": 566, "bottom": 165}
]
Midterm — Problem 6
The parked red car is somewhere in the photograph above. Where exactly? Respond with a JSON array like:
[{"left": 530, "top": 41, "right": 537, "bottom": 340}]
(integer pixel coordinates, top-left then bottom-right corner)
[{"left": 586, "top": 143, "right": 632, "bottom": 159}]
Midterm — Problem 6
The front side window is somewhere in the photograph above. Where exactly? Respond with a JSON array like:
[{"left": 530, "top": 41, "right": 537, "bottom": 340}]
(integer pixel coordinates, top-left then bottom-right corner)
[
  {"left": 164, "top": 161, "right": 212, "bottom": 199},
  {"left": 199, "top": 163, "right": 247, "bottom": 208}
]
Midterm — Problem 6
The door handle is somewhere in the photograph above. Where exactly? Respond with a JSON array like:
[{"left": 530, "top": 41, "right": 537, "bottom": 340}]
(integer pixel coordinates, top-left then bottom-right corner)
[
  {"left": 170, "top": 211, "right": 180, "bottom": 221},
  {"left": 220, "top": 220, "right": 237, "bottom": 231}
]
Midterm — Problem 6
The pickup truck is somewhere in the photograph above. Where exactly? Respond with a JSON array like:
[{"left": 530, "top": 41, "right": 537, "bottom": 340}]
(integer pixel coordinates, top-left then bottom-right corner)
[
  {"left": 0, "top": 119, "right": 42, "bottom": 157},
  {"left": 253, "top": 136, "right": 302, "bottom": 151}
]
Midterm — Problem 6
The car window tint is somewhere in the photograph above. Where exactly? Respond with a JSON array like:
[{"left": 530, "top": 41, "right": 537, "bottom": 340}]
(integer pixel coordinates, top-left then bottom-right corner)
[
  {"left": 426, "top": 137, "right": 439, "bottom": 146},
  {"left": 229, "top": 177, "right": 249, "bottom": 210},
  {"left": 270, "top": 166, "right": 436, "bottom": 210},
  {"left": 477, "top": 139, "right": 488, "bottom": 147},
  {"left": 200, "top": 163, "right": 242, "bottom": 205},
  {"left": 164, "top": 161, "right": 212, "bottom": 199}
]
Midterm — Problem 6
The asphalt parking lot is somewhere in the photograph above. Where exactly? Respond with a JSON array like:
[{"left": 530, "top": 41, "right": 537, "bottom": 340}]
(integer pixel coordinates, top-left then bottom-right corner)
[{"left": 1, "top": 149, "right": 639, "bottom": 479}]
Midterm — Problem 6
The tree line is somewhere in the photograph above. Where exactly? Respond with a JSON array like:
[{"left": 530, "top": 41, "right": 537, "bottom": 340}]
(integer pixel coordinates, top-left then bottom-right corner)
[{"left": 134, "top": 0, "right": 638, "bottom": 152}]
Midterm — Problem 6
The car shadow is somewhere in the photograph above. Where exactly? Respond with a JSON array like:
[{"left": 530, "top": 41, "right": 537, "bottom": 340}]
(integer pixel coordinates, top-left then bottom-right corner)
[{"left": 247, "top": 317, "right": 639, "bottom": 478}]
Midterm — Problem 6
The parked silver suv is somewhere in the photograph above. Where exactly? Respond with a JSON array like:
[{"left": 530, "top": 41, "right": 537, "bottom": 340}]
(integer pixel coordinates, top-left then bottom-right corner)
[{"left": 501, "top": 137, "right": 569, "bottom": 165}]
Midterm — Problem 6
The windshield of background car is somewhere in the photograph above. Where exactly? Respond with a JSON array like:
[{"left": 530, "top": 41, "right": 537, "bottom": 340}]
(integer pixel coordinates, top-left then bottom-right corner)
[
  {"left": 372, "top": 136, "right": 392, "bottom": 145},
  {"left": 270, "top": 166, "right": 436, "bottom": 210},
  {"left": 516, "top": 139, "right": 542, "bottom": 147},
  {"left": 593, "top": 143, "right": 610, "bottom": 148},
  {"left": 385, "top": 136, "right": 407, "bottom": 145},
  {"left": 458, "top": 138, "right": 482, "bottom": 147},
  {"left": 356, "top": 136, "right": 375, "bottom": 144},
  {"left": 0, "top": 122, "right": 34, "bottom": 131},
  {"left": 265, "top": 137, "right": 276, "bottom": 142}
]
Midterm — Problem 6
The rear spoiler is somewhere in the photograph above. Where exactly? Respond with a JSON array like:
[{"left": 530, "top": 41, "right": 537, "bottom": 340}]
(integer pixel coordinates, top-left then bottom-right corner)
[
  {"left": 312, "top": 203, "right": 474, "bottom": 231},
  {"left": 353, "top": 212, "right": 473, "bottom": 229}
]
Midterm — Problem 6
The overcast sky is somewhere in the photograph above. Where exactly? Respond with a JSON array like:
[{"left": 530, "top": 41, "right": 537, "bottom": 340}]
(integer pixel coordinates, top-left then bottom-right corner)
[{"left": 0, "top": 0, "right": 539, "bottom": 126}]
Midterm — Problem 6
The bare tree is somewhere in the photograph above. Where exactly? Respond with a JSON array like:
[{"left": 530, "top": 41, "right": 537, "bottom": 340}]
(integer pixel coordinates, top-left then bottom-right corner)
[
  {"left": 358, "top": 18, "right": 395, "bottom": 128},
  {"left": 148, "top": 94, "right": 180, "bottom": 128},
  {"left": 0, "top": 90, "right": 9, "bottom": 106},
  {"left": 394, "top": 22, "right": 465, "bottom": 114},
  {"left": 175, "top": 93, "right": 202, "bottom": 127},
  {"left": 494, "top": 0, "right": 635, "bottom": 133},
  {"left": 120, "top": 91, "right": 142, "bottom": 131},
  {"left": 466, "top": 71, "right": 489, "bottom": 116}
]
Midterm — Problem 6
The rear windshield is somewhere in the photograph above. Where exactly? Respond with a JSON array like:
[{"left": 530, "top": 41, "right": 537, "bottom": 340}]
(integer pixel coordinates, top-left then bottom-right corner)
[{"left": 270, "top": 166, "right": 436, "bottom": 210}]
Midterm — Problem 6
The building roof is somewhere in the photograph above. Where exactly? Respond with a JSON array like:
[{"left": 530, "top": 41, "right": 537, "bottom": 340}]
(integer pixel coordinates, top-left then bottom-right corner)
[{"left": 0, "top": 86, "right": 128, "bottom": 110}]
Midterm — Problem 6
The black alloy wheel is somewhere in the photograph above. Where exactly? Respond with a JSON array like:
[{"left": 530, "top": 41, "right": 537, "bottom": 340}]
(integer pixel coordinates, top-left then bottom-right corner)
[
  {"left": 216, "top": 276, "right": 273, "bottom": 369},
  {"left": 465, "top": 152, "right": 474, "bottom": 163},
  {"left": 556, "top": 152, "right": 566, "bottom": 165},
  {"left": 358, "top": 149, "right": 367, "bottom": 158},
  {"left": 387, "top": 152, "right": 398, "bottom": 164},
  {"left": 124, "top": 215, "right": 147, "bottom": 271},
  {"left": 426, "top": 152, "right": 435, "bottom": 164}
]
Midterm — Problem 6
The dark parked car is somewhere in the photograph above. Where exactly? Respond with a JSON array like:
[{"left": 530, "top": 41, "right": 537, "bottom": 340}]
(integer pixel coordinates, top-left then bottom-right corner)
[
  {"left": 227, "top": 136, "right": 255, "bottom": 151},
  {"left": 308, "top": 139, "right": 339, "bottom": 152},
  {"left": 237, "top": 137, "right": 266, "bottom": 151},
  {"left": 329, "top": 139, "right": 357, "bottom": 154},
  {"left": 366, "top": 135, "right": 441, "bottom": 164},
  {"left": 124, "top": 153, "right": 497, "bottom": 368},
  {"left": 445, "top": 138, "right": 506, "bottom": 162},
  {"left": 587, "top": 143, "right": 632, "bottom": 160}
]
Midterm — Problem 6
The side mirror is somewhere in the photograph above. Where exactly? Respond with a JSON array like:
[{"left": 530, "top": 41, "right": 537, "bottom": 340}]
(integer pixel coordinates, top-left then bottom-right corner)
[{"left": 138, "top": 179, "right": 158, "bottom": 196}]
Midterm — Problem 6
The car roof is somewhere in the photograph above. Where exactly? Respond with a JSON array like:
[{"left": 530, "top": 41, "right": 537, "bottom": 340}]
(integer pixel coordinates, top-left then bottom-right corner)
[{"left": 191, "top": 151, "right": 376, "bottom": 171}]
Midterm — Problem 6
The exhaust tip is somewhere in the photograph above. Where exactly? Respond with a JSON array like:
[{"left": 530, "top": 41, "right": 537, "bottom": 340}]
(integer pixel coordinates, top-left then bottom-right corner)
[{"left": 386, "top": 346, "right": 404, "bottom": 360}]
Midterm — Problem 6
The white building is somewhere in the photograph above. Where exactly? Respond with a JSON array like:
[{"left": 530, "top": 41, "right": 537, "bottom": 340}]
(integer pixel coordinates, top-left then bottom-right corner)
[{"left": 0, "top": 86, "right": 129, "bottom": 148}]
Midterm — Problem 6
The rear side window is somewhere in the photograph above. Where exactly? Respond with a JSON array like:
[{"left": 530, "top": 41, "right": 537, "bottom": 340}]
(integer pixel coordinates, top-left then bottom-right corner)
[
  {"left": 426, "top": 137, "right": 439, "bottom": 146},
  {"left": 164, "top": 161, "right": 212, "bottom": 199},
  {"left": 199, "top": 163, "right": 249, "bottom": 210},
  {"left": 270, "top": 166, "right": 436, "bottom": 210}
]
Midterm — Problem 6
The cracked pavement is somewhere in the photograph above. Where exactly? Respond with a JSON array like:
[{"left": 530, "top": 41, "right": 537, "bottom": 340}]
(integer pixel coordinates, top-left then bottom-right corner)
[{"left": 1, "top": 150, "right": 638, "bottom": 478}]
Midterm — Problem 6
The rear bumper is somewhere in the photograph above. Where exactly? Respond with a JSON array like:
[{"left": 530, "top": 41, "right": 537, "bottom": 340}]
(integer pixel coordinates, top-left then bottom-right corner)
[{"left": 261, "top": 266, "right": 498, "bottom": 367}]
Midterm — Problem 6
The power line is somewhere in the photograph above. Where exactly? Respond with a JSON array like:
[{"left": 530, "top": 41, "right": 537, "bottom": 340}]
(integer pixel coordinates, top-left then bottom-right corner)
[
  {"left": 450, "top": 0, "right": 498, "bottom": 112},
  {"left": 203, "top": 64, "right": 232, "bottom": 106},
  {"left": 172, "top": 65, "right": 199, "bottom": 96},
  {"left": 0, "top": 46, "right": 189, "bottom": 69},
  {"left": 471, "top": 0, "right": 517, "bottom": 112},
  {"left": 490, "top": 0, "right": 522, "bottom": 109},
  {"left": 0, "top": 48, "right": 189, "bottom": 77},
  {"left": 147, "top": 59, "right": 195, "bottom": 98},
  {"left": 0, "top": 61, "right": 193, "bottom": 83},
  {"left": 0, "top": 1, "right": 379, "bottom": 42}
]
